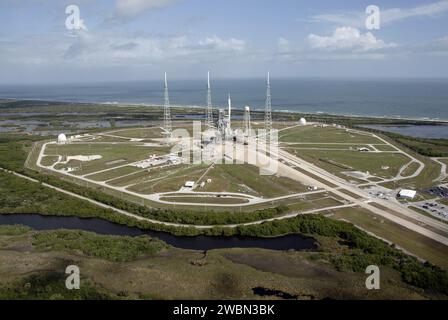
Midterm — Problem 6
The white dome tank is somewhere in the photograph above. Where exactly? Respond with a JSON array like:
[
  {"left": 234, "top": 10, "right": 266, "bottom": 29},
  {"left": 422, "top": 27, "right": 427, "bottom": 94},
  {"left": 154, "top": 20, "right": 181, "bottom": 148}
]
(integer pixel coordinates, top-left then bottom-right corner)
[{"left": 57, "top": 133, "right": 67, "bottom": 144}]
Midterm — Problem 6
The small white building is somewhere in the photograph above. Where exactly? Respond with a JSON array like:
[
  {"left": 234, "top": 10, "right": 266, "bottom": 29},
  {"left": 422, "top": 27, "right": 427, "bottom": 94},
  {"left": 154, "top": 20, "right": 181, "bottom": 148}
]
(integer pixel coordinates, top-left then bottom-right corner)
[
  {"left": 398, "top": 189, "right": 417, "bottom": 199},
  {"left": 184, "top": 181, "right": 195, "bottom": 188},
  {"left": 299, "top": 118, "right": 307, "bottom": 126}
]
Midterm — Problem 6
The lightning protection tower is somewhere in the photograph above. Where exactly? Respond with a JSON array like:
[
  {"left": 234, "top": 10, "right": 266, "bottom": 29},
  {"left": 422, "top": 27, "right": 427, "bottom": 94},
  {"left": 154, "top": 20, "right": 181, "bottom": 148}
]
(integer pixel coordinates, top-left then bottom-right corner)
[
  {"left": 244, "top": 106, "right": 251, "bottom": 136},
  {"left": 264, "top": 71, "right": 272, "bottom": 136},
  {"left": 163, "top": 72, "right": 172, "bottom": 136}
]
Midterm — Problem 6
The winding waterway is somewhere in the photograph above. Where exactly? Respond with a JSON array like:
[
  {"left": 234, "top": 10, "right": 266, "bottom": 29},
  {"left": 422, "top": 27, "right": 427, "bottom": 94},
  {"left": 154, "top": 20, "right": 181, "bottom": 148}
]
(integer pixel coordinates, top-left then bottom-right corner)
[{"left": 0, "top": 214, "right": 317, "bottom": 251}]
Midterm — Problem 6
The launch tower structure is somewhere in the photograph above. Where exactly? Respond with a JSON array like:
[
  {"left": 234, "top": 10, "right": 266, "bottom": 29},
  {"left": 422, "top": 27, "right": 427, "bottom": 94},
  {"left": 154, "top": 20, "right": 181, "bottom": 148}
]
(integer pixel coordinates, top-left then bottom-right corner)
[{"left": 206, "top": 71, "right": 214, "bottom": 129}]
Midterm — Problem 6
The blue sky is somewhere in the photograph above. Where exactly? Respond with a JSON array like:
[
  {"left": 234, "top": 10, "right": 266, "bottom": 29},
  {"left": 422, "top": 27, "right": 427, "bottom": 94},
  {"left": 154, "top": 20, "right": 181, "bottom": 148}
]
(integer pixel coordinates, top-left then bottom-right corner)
[{"left": 1, "top": 0, "right": 448, "bottom": 84}]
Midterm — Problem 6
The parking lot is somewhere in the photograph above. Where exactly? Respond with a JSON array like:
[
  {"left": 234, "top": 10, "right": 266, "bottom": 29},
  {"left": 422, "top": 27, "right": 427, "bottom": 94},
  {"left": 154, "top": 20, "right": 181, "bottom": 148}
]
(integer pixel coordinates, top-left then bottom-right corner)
[
  {"left": 414, "top": 200, "right": 448, "bottom": 221},
  {"left": 425, "top": 186, "right": 448, "bottom": 199}
]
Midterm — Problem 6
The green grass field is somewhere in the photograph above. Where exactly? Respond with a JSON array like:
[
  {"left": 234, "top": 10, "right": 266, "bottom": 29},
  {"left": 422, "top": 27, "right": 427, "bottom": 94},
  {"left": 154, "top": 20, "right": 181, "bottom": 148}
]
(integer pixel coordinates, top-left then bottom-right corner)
[
  {"left": 279, "top": 126, "right": 382, "bottom": 144},
  {"left": 40, "top": 156, "right": 59, "bottom": 167},
  {"left": 381, "top": 156, "right": 441, "bottom": 189},
  {"left": 90, "top": 135, "right": 136, "bottom": 143},
  {"left": 127, "top": 164, "right": 209, "bottom": 194},
  {"left": 284, "top": 196, "right": 342, "bottom": 212},
  {"left": 287, "top": 148, "right": 410, "bottom": 180},
  {"left": 281, "top": 143, "right": 377, "bottom": 150},
  {"left": 105, "top": 164, "right": 187, "bottom": 188},
  {"left": 159, "top": 196, "right": 250, "bottom": 205},
  {"left": 199, "top": 164, "right": 309, "bottom": 198},
  {"left": 85, "top": 166, "right": 142, "bottom": 182},
  {"left": 44, "top": 143, "right": 170, "bottom": 176},
  {"left": 108, "top": 127, "right": 164, "bottom": 139},
  {"left": 401, "top": 162, "right": 420, "bottom": 177},
  {"left": 107, "top": 170, "right": 152, "bottom": 187},
  {"left": 372, "top": 144, "right": 398, "bottom": 152}
]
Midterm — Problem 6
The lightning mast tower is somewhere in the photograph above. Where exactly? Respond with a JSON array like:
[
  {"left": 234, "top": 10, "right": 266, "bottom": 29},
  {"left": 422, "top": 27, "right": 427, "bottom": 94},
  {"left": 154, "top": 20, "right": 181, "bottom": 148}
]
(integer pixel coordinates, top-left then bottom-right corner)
[
  {"left": 206, "top": 71, "right": 214, "bottom": 129},
  {"left": 244, "top": 106, "right": 251, "bottom": 136},
  {"left": 163, "top": 72, "right": 172, "bottom": 136},
  {"left": 227, "top": 93, "right": 232, "bottom": 128},
  {"left": 264, "top": 71, "right": 272, "bottom": 135}
]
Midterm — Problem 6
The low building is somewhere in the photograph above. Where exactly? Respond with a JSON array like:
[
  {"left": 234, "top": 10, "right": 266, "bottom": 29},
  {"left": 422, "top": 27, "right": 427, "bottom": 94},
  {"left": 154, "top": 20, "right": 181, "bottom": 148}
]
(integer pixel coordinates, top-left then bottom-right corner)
[
  {"left": 398, "top": 189, "right": 417, "bottom": 199},
  {"left": 184, "top": 181, "right": 195, "bottom": 188}
]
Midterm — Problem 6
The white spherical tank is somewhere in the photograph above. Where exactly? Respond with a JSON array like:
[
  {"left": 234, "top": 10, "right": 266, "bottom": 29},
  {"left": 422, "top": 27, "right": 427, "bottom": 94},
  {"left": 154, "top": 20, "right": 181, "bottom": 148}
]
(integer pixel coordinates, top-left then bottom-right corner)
[
  {"left": 299, "top": 118, "right": 307, "bottom": 126},
  {"left": 57, "top": 133, "right": 67, "bottom": 144}
]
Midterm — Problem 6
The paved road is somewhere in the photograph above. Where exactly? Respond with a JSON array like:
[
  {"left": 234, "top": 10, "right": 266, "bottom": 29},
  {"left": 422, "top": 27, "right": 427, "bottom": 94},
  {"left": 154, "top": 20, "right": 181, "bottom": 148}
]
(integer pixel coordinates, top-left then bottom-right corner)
[
  {"left": 432, "top": 157, "right": 448, "bottom": 182},
  {"left": 0, "top": 167, "right": 355, "bottom": 229},
  {"left": 273, "top": 147, "right": 448, "bottom": 246}
]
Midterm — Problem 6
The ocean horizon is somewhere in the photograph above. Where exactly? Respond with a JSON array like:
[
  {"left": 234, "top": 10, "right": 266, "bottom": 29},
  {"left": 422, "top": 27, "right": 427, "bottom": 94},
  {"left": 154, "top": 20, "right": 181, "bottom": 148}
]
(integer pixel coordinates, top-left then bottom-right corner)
[{"left": 1, "top": 78, "right": 447, "bottom": 121}]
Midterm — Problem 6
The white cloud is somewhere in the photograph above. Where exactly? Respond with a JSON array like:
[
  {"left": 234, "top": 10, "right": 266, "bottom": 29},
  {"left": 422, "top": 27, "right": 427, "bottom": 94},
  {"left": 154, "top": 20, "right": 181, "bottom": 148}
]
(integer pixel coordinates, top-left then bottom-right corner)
[
  {"left": 38, "top": 32, "right": 246, "bottom": 67},
  {"left": 0, "top": 30, "right": 248, "bottom": 72},
  {"left": 311, "top": 0, "right": 448, "bottom": 27},
  {"left": 308, "top": 27, "right": 396, "bottom": 52},
  {"left": 382, "top": 0, "right": 448, "bottom": 24},
  {"left": 277, "top": 37, "right": 291, "bottom": 53},
  {"left": 197, "top": 36, "right": 246, "bottom": 52}
]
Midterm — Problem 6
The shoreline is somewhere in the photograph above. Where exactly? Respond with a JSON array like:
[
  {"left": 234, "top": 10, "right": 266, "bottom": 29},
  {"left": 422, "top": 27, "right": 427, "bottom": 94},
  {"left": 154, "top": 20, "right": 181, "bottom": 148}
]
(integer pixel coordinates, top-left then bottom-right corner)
[{"left": 1, "top": 97, "right": 448, "bottom": 123}]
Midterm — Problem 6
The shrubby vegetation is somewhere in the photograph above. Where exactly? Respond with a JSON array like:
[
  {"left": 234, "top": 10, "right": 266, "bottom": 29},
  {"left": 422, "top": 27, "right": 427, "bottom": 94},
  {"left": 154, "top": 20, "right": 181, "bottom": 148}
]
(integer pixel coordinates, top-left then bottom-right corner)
[
  {"left": 235, "top": 214, "right": 448, "bottom": 295},
  {"left": 393, "top": 136, "right": 448, "bottom": 157},
  {"left": 0, "top": 224, "right": 31, "bottom": 236},
  {"left": 1, "top": 167, "right": 285, "bottom": 225},
  {"left": 0, "top": 171, "right": 118, "bottom": 217},
  {"left": 358, "top": 126, "right": 448, "bottom": 157},
  {"left": 0, "top": 134, "right": 40, "bottom": 171},
  {"left": 33, "top": 230, "right": 167, "bottom": 262},
  {"left": 138, "top": 206, "right": 285, "bottom": 225},
  {"left": 0, "top": 272, "right": 115, "bottom": 300}
]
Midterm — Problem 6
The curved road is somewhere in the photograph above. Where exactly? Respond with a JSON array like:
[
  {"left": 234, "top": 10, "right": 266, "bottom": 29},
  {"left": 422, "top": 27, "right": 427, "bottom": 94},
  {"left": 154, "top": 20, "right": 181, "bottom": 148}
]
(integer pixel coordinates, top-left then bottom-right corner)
[{"left": 1, "top": 167, "right": 355, "bottom": 229}]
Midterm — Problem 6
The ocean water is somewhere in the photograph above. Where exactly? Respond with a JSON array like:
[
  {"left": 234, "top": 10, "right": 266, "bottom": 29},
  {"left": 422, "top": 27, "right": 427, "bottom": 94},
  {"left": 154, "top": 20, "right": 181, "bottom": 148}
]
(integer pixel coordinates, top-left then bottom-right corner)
[{"left": 0, "top": 78, "right": 447, "bottom": 120}]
